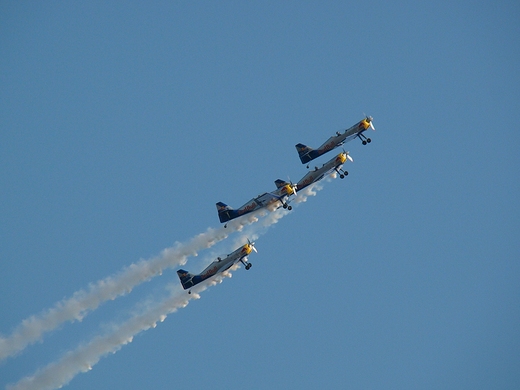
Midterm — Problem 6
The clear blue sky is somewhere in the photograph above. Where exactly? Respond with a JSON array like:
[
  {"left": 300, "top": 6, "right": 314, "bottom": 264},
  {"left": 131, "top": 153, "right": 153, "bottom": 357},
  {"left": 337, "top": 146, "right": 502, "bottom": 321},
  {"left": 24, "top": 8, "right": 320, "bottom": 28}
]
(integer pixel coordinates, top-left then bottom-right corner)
[{"left": 1, "top": 2, "right": 519, "bottom": 389}]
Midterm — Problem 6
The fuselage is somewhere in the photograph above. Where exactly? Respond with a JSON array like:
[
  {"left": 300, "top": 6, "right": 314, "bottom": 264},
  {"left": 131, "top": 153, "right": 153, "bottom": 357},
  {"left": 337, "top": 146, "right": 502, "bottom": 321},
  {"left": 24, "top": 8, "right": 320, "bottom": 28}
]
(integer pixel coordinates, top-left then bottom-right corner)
[
  {"left": 235, "top": 184, "right": 295, "bottom": 216},
  {"left": 187, "top": 244, "right": 253, "bottom": 286},
  {"left": 315, "top": 118, "right": 372, "bottom": 154},
  {"left": 296, "top": 152, "right": 347, "bottom": 191},
  {"left": 295, "top": 117, "right": 372, "bottom": 165}
]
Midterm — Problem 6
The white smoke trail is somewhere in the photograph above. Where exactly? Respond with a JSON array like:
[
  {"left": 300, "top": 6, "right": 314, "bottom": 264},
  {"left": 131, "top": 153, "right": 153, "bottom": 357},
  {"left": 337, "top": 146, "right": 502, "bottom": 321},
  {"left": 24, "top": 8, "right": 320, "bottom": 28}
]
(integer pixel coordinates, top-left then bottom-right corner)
[
  {"left": 294, "top": 181, "right": 324, "bottom": 204},
  {"left": 6, "top": 273, "right": 229, "bottom": 390},
  {"left": 0, "top": 212, "right": 260, "bottom": 361},
  {"left": 0, "top": 178, "right": 329, "bottom": 362},
  {"left": 232, "top": 182, "right": 325, "bottom": 248},
  {"left": 6, "top": 206, "right": 295, "bottom": 389},
  {"left": 6, "top": 289, "right": 192, "bottom": 390},
  {"left": 4, "top": 183, "right": 329, "bottom": 388}
]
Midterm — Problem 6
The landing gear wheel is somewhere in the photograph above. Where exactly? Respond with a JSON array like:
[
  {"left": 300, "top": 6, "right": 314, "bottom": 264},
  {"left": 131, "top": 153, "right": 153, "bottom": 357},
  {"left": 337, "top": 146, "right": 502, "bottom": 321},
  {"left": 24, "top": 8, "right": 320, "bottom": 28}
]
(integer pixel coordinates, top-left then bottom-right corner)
[
  {"left": 245, "top": 263, "right": 252, "bottom": 270},
  {"left": 288, "top": 206, "right": 292, "bottom": 210},
  {"left": 367, "top": 138, "right": 371, "bottom": 143},
  {"left": 362, "top": 140, "right": 367, "bottom": 145},
  {"left": 283, "top": 203, "right": 288, "bottom": 209},
  {"left": 340, "top": 174, "right": 345, "bottom": 179}
]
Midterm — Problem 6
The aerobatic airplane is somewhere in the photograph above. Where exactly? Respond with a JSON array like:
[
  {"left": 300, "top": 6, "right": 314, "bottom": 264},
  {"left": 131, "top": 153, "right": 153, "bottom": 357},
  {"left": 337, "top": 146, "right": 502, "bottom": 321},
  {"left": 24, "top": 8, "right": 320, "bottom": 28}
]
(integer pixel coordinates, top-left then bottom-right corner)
[
  {"left": 296, "top": 116, "right": 375, "bottom": 165},
  {"left": 296, "top": 151, "right": 353, "bottom": 191},
  {"left": 177, "top": 240, "right": 257, "bottom": 293},
  {"left": 216, "top": 179, "right": 297, "bottom": 225}
]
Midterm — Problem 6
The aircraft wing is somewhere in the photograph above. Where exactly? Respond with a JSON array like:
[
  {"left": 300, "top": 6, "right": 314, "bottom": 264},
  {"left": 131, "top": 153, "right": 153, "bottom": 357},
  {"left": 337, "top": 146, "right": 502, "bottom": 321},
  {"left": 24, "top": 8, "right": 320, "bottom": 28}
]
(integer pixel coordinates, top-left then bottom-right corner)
[
  {"left": 296, "top": 171, "right": 325, "bottom": 192},
  {"left": 254, "top": 192, "right": 281, "bottom": 206}
]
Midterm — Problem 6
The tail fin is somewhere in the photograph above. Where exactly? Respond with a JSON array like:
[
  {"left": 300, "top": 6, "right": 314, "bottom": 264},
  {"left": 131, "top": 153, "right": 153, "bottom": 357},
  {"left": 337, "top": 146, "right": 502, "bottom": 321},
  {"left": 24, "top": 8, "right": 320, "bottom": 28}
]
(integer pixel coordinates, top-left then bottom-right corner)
[
  {"left": 177, "top": 269, "right": 195, "bottom": 290},
  {"left": 274, "top": 179, "right": 289, "bottom": 189},
  {"left": 216, "top": 202, "right": 239, "bottom": 223},
  {"left": 295, "top": 143, "right": 315, "bottom": 164}
]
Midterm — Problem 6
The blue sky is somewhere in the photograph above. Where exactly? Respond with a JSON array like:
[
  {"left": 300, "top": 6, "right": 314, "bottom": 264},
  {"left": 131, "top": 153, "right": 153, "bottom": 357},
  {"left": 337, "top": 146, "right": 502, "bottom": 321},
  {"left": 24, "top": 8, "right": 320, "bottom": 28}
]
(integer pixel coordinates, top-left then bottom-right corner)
[{"left": 1, "top": 1, "right": 519, "bottom": 389}]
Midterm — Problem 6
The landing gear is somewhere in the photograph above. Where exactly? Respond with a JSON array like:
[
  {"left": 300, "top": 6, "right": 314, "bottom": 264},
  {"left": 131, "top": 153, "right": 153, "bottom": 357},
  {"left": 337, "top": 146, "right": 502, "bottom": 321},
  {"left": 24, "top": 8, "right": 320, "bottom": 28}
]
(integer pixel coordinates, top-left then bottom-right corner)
[
  {"left": 335, "top": 168, "right": 349, "bottom": 179},
  {"left": 358, "top": 133, "right": 371, "bottom": 145},
  {"left": 240, "top": 258, "right": 253, "bottom": 270},
  {"left": 282, "top": 203, "right": 292, "bottom": 210}
]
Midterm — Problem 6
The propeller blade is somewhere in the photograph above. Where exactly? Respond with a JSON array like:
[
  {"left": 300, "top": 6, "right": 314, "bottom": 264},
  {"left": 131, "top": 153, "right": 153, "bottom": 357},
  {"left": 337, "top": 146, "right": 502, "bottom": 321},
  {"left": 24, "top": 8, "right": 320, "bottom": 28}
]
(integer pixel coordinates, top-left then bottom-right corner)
[
  {"left": 364, "top": 114, "right": 375, "bottom": 130},
  {"left": 287, "top": 177, "right": 297, "bottom": 196},
  {"left": 342, "top": 148, "right": 353, "bottom": 162},
  {"left": 247, "top": 238, "right": 258, "bottom": 253}
]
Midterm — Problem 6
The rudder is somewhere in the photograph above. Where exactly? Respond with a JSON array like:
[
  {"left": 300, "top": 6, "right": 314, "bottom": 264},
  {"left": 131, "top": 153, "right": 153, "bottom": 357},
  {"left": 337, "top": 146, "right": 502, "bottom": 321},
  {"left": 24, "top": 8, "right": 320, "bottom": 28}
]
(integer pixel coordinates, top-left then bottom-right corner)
[
  {"left": 216, "top": 202, "right": 238, "bottom": 223},
  {"left": 295, "top": 143, "right": 314, "bottom": 164},
  {"left": 177, "top": 269, "right": 195, "bottom": 290}
]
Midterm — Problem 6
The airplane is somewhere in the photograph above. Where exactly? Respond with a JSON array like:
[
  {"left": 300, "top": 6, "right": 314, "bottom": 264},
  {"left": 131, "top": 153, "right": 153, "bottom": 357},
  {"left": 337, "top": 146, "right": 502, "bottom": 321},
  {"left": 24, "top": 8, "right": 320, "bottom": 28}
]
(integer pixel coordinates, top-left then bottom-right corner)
[
  {"left": 177, "top": 240, "right": 257, "bottom": 293},
  {"left": 296, "top": 151, "right": 353, "bottom": 191},
  {"left": 295, "top": 116, "right": 375, "bottom": 165},
  {"left": 217, "top": 179, "right": 297, "bottom": 226}
]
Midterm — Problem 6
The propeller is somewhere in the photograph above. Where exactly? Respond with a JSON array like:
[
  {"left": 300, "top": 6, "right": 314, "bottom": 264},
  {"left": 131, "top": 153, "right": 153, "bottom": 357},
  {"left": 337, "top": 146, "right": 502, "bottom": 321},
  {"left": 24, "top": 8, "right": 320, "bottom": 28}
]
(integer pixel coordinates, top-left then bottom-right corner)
[
  {"left": 291, "top": 182, "right": 298, "bottom": 196},
  {"left": 247, "top": 238, "right": 258, "bottom": 253},
  {"left": 342, "top": 148, "right": 354, "bottom": 162},
  {"left": 367, "top": 115, "right": 375, "bottom": 130},
  {"left": 363, "top": 113, "right": 375, "bottom": 130},
  {"left": 287, "top": 177, "right": 298, "bottom": 196}
]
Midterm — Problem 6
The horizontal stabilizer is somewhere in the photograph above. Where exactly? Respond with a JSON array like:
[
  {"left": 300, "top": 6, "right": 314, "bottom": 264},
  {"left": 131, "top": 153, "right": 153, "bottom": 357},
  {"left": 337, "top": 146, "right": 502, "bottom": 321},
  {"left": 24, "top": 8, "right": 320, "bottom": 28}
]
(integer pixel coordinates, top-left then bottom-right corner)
[{"left": 274, "top": 179, "right": 289, "bottom": 189}]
